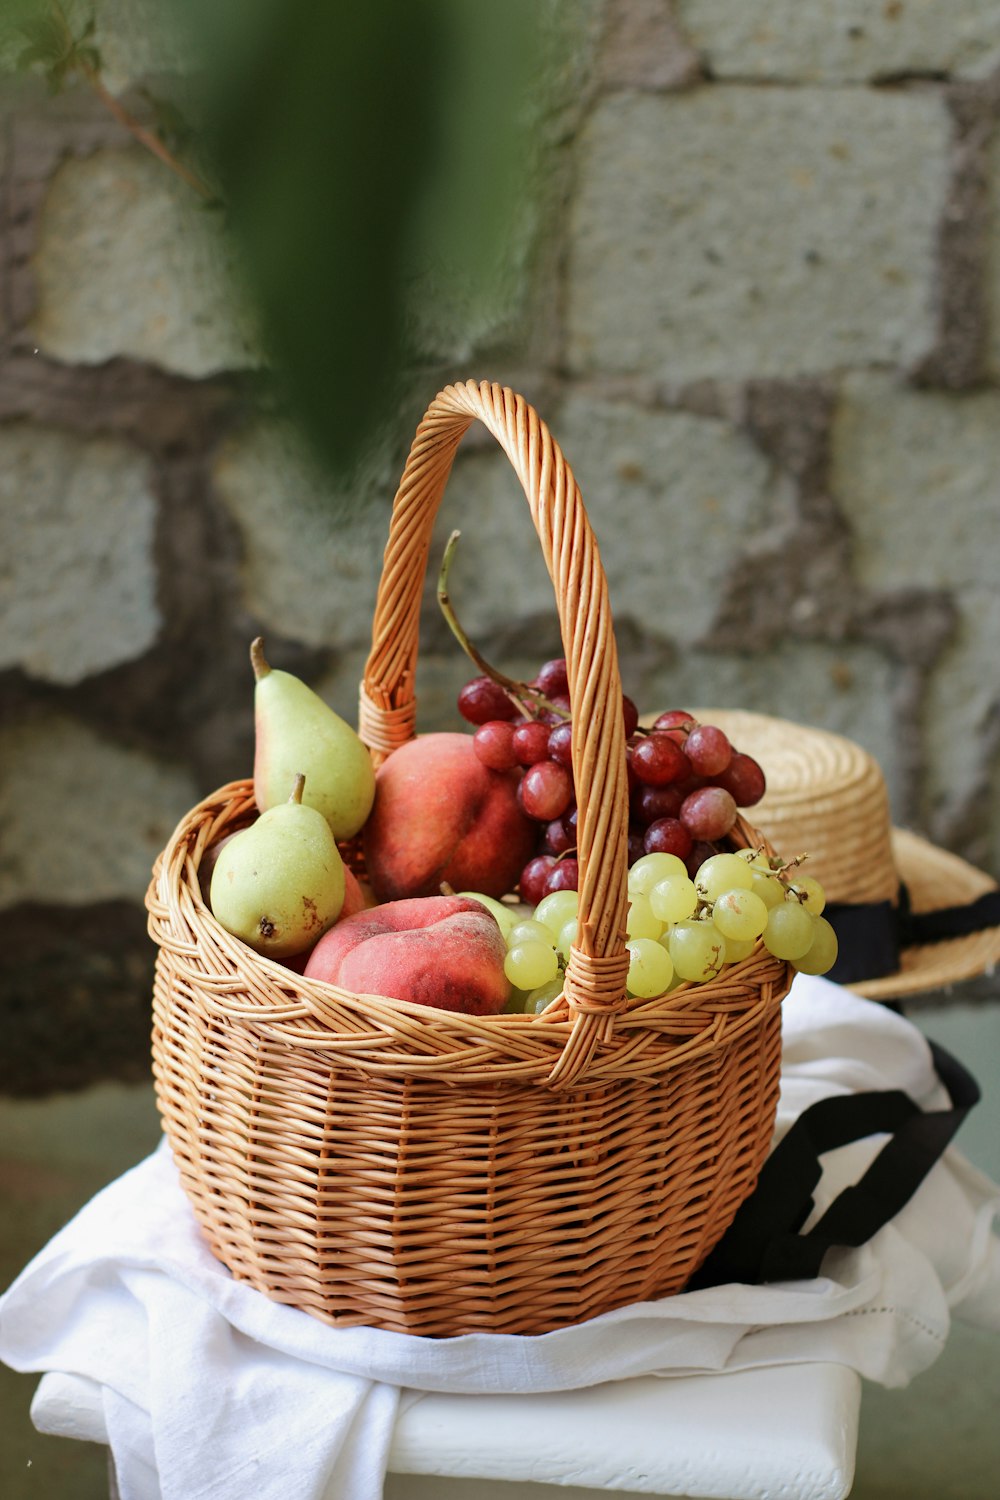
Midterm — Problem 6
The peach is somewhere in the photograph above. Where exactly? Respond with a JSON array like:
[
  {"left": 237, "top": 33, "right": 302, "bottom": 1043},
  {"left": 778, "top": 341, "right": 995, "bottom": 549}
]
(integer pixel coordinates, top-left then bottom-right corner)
[
  {"left": 303, "top": 895, "right": 509, "bottom": 1014},
  {"left": 339, "top": 867, "right": 369, "bottom": 920},
  {"left": 362, "top": 732, "right": 536, "bottom": 902}
]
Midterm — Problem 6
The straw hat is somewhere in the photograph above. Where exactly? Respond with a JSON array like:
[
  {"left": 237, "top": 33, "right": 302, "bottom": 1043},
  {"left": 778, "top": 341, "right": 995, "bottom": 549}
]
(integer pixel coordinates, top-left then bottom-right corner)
[{"left": 689, "top": 709, "right": 1000, "bottom": 1001}]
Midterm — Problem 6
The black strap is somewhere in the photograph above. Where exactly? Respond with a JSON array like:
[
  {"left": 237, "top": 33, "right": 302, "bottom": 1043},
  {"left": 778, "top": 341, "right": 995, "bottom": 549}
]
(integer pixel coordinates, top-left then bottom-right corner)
[
  {"left": 824, "top": 884, "right": 1000, "bottom": 985},
  {"left": 689, "top": 1039, "right": 981, "bottom": 1289},
  {"left": 903, "top": 887, "right": 1000, "bottom": 946}
]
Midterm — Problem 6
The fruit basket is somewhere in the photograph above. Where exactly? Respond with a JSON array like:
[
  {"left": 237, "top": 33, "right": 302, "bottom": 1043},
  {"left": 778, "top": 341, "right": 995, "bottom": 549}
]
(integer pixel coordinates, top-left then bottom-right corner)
[{"left": 146, "top": 380, "right": 793, "bottom": 1337}]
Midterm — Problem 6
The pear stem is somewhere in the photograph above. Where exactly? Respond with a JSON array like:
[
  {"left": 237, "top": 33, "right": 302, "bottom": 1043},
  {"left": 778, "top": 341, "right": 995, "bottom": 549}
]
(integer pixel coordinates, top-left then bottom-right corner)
[
  {"left": 250, "top": 637, "right": 271, "bottom": 682},
  {"left": 289, "top": 774, "right": 306, "bottom": 804}
]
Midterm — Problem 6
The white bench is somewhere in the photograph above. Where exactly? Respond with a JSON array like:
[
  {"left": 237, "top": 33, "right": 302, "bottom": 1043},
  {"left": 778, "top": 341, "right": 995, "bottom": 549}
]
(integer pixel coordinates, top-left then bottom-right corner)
[{"left": 32, "top": 1361, "right": 861, "bottom": 1499}]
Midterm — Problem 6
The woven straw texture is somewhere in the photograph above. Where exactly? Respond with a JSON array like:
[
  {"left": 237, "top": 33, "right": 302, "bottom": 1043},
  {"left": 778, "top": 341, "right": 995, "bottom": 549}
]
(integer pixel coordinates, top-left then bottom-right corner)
[{"left": 147, "top": 382, "right": 792, "bottom": 1337}]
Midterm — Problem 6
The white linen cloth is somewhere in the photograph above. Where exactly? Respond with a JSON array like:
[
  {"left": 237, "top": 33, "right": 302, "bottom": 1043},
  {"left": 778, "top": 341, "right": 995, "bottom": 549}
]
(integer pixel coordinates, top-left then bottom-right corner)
[{"left": 2, "top": 975, "right": 999, "bottom": 1500}]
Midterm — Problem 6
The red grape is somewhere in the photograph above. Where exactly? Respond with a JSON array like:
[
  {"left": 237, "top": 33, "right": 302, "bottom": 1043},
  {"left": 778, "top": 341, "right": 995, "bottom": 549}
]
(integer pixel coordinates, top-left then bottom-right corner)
[
  {"left": 627, "top": 828, "right": 646, "bottom": 865},
  {"left": 458, "top": 676, "right": 518, "bottom": 724},
  {"left": 652, "top": 709, "right": 696, "bottom": 741},
  {"left": 539, "top": 693, "right": 572, "bottom": 724},
  {"left": 512, "top": 720, "right": 553, "bottom": 766},
  {"left": 632, "top": 782, "right": 685, "bottom": 826},
  {"left": 685, "top": 840, "right": 719, "bottom": 878},
  {"left": 680, "top": 785, "right": 738, "bottom": 841},
  {"left": 630, "top": 731, "right": 689, "bottom": 787},
  {"left": 520, "top": 855, "right": 557, "bottom": 905},
  {"left": 544, "top": 857, "right": 579, "bottom": 894},
  {"left": 533, "top": 657, "right": 569, "bottom": 697},
  {"left": 544, "top": 817, "right": 576, "bottom": 856},
  {"left": 547, "top": 721, "right": 574, "bottom": 767},
  {"left": 643, "top": 817, "right": 693, "bottom": 860},
  {"left": 625, "top": 745, "right": 639, "bottom": 793},
  {"left": 472, "top": 720, "right": 519, "bottom": 771},
  {"left": 715, "top": 751, "right": 766, "bottom": 807},
  {"left": 518, "top": 760, "right": 574, "bottom": 820},
  {"left": 673, "top": 773, "right": 706, "bottom": 799},
  {"left": 685, "top": 724, "right": 733, "bottom": 776},
  {"left": 622, "top": 695, "right": 639, "bottom": 737}
]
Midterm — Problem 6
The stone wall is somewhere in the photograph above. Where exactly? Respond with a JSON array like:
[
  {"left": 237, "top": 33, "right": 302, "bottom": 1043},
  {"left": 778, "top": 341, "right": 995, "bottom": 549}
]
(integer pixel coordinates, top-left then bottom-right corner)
[{"left": 3, "top": 0, "right": 1000, "bottom": 1093}]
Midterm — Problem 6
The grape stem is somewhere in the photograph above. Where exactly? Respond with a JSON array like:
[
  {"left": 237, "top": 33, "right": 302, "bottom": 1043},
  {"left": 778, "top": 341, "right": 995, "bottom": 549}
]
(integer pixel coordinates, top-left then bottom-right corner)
[{"left": 436, "top": 530, "right": 569, "bottom": 720}]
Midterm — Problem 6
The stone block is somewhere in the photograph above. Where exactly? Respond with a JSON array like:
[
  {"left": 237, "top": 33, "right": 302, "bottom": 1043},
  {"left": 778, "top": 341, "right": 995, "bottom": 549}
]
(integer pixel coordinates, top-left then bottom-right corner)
[
  {"left": 832, "top": 373, "right": 1000, "bottom": 591},
  {"left": 831, "top": 373, "right": 1000, "bottom": 842},
  {"left": 92, "top": 0, "right": 196, "bottom": 92},
  {"left": 600, "top": 0, "right": 702, "bottom": 91},
  {"left": 567, "top": 88, "right": 948, "bottom": 381},
  {"left": 677, "top": 1, "right": 1000, "bottom": 82},
  {"left": 29, "top": 147, "right": 260, "bottom": 377},
  {"left": 0, "top": 422, "right": 160, "bottom": 684},
  {"left": 211, "top": 418, "right": 391, "bottom": 655},
  {"left": 551, "top": 392, "right": 796, "bottom": 646},
  {"left": 0, "top": 711, "right": 199, "bottom": 908},
  {"left": 0, "top": 902, "right": 157, "bottom": 1096},
  {"left": 988, "top": 128, "right": 1000, "bottom": 378}
]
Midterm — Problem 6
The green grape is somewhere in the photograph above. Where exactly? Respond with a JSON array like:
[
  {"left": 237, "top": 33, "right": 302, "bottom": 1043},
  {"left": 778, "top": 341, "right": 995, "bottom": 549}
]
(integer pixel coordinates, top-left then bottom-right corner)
[
  {"left": 787, "top": 875, "right": 826, "bottom": 915},
  {"left": 626, "top": 937, "right": 674, "bottom": 998},
  {"left": 668, "top": 920, "right": 726, "bottom": 983},
  {"left": 793, "top": 916, "right": 839, "bottom": 975},
  {"left": 508, "top": 918, "right": 556, "bottom": 948},
  {"left": 504, "top": 940, "right": 559, "bottom": 989},
  {"left": 626, "top": 893, "right": 662, "bottom": 940},
  {"left": 649, "top": 874, "right": 698, "bottom": 924},
  {"left": 526, "top": 977, "right": 565, "bottom": 1013},
  {"left": 751, "top": 869, "right": 786, "bottom": 910},
  {"left": 503, "top": 987, "right": 531, "bottom": 1013},
  {"left": 762, "top": 901, "right": 815, "bottom": 961},
  {"left": 534, "top": 889, "right": 580, "bottom": 938},
  {"left": 711, "top": 887, "right": 770, "bottom": 942},
  {"left": 458, "top": 891, "right": 517, "bottom": 939},
  {"left": 628, "top": 851, "right": 688, "bottom": 896},
  {"left": 556, "top": 918, "right": 579, "bottom": 958},
  {"left": 720, "top": 933, "right": 756, "bottom": 964},
  {"left": 695, "top": 852, "right": 754, "bottom": 902}
]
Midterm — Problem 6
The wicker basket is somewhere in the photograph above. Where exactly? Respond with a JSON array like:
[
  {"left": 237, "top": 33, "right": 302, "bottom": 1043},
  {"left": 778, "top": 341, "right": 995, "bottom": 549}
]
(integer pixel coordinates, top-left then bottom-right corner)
[{"left": 147, "top": 380, "right": 792, "bottom": 1338}]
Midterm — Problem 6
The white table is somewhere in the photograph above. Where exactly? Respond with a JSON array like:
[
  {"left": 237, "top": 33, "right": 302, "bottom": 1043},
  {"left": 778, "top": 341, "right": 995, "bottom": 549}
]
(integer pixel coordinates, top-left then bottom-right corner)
[{"left": 32, "top": 1361, "right": 861, "bottom": 1499}]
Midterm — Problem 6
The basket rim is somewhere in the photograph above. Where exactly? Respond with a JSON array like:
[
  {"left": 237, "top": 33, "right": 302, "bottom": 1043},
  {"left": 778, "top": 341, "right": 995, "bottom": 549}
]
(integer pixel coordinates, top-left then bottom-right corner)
[{"left": 147, "top": 777, "right": 793, "bottom": 1088}]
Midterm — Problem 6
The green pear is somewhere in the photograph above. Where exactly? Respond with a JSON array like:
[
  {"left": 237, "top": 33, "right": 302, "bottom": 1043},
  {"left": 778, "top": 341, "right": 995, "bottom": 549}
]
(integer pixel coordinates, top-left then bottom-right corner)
[
  {"left": 251, "top": 638, "right": 375, "bottom": 840},
  {"left": 210, "top": 774, "right": 346, "bottom": 958}
]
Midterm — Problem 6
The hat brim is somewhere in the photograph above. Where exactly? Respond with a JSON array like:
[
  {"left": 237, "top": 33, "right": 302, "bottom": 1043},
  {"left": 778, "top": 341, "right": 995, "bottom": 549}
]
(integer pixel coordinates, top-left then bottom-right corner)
[
  {"left": 644, "top": 707, "right": 1000, "bottom": 998},
  {"left": 849, "top": 827, "right": 1000, "bottom": 1000}
]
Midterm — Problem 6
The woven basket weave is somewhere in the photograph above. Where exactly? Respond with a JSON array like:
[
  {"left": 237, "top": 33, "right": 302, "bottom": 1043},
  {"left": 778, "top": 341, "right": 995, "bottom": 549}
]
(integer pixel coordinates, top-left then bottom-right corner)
[{"left": 147, "top": 380, "right": 792, "bottom": 1337}]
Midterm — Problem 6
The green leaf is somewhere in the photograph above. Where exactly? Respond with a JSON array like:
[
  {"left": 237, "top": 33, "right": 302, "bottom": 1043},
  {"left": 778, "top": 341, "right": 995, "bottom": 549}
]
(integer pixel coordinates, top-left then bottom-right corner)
[{"left": 173, "top": 0, "right": 543, "bottom": 476}]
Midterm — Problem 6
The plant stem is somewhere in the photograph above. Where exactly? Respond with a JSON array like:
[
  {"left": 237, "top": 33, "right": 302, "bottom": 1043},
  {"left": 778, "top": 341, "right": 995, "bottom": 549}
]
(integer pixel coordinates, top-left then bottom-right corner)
[
  {"left": 436, "top": 530, "right": 568, "bottom": 720},
  {"left": 78, "top": 56, "right": 216, "bottom": 200}
]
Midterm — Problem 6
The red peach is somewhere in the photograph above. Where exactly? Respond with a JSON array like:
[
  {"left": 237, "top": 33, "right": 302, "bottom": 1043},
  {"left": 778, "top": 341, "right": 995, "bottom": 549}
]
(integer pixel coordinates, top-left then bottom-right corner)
[
  {"left": 339, "top": 867, "right": 369, "bottom": 920},
  {"left": 303, "top": 895, "right": 509, "bottom": 1014},
  {"left": 362, "top": 732, "right": 536, "bottom": 902}
]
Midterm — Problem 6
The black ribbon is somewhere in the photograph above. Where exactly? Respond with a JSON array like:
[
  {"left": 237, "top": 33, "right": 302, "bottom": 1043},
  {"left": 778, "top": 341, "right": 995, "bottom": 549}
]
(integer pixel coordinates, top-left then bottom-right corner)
[
  {"left": 690, "top": 1039, "right": 981, "bottom": 1289},
  {"left": 824, "top": 884, "right": 1000, "bottom": 985}
]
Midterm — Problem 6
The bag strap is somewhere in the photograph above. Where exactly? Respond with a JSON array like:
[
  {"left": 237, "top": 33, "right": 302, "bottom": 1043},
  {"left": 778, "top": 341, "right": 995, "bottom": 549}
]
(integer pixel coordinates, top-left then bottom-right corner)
[{"left": 690, "top": 1039, "right": 980, "bottom": 1288}]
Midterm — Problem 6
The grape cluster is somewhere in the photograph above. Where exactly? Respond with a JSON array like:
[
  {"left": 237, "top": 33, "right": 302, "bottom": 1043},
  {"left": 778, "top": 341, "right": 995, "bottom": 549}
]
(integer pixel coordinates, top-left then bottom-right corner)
[
  {"left": 457, "top": 657, "right": 768, "bottom": 905},
  {"left": 462, "top": 848, "right": 838, "bottom": 1016}
]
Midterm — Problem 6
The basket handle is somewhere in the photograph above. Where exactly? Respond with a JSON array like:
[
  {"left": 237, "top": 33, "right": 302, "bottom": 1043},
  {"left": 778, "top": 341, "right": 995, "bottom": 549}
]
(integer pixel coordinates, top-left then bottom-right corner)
[{"left": 360, "top": 381, "right": 630, "bottom": 1083}]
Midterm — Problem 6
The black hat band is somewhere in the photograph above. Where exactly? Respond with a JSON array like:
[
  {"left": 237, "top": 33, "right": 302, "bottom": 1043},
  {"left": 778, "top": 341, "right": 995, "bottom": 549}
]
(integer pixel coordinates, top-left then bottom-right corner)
[{"left": 824, "top": 884, "right": 1000, "bottom": 985}]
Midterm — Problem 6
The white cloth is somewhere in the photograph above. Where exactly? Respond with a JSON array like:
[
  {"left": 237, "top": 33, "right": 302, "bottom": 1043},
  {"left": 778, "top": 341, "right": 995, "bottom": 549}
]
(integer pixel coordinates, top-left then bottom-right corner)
[{"left": 2, "top": 975, "right": 999, "bottom": 1500}]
